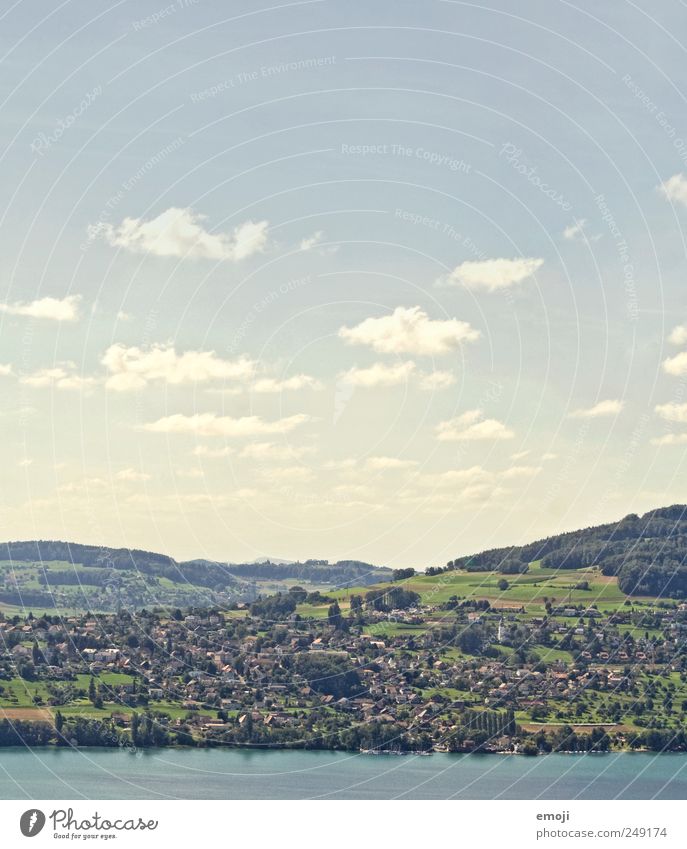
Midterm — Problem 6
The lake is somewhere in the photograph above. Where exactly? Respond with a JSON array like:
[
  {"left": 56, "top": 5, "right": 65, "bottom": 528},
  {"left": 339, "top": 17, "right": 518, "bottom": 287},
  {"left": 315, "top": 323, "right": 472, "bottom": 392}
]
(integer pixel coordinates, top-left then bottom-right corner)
[{"left": 1, "top": 749, "right": 687, "bottom": 799}]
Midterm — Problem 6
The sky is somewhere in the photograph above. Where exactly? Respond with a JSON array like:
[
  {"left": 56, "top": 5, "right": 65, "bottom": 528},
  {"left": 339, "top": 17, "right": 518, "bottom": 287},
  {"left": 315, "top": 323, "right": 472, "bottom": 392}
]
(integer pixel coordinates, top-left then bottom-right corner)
[{"left": 0, "top": 0, "right": 686, "bottom": 568}]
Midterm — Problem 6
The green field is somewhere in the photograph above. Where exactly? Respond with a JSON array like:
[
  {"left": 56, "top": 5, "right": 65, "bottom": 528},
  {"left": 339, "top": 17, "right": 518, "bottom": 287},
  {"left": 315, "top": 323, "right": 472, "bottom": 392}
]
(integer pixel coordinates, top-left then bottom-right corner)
[{"left": 296, "top": 562, "right": 654, "bottom": 620}]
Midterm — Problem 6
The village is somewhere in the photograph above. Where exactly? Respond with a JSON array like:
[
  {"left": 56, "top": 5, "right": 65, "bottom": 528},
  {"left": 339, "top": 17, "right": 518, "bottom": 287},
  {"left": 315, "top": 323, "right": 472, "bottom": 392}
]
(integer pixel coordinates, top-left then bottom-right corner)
[{"left": 2, "top": 580, "right": 687, "bottom": 755}]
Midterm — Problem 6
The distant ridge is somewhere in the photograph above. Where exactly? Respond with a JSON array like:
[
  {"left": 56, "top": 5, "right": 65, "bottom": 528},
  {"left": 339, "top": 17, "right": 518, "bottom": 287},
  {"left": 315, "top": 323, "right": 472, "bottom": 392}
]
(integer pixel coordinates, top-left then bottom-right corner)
[{"left": 0, "top": 540, "right": 391, "bottom": 612}]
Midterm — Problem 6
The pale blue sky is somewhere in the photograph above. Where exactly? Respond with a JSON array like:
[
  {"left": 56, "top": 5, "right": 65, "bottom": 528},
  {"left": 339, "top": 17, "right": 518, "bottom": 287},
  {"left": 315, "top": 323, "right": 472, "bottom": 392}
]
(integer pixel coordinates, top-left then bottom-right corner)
[{"left": 0, "top": 0, "right": 686, "bottom": 566}]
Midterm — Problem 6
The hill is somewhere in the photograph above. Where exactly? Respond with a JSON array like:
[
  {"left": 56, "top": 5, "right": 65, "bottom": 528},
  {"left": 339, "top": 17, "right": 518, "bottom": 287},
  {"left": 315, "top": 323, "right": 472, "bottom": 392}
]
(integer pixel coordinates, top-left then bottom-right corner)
[
  {"left": 448, "top": 505, "right": 687, "bottom": 598},
  {"left": 0, "top": 540, "right": 390, "bottom": 613}
]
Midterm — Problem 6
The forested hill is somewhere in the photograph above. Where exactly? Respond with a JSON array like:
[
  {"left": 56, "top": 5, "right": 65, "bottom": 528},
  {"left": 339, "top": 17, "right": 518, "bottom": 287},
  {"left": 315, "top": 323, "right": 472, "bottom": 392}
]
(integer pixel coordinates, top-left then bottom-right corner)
[
  {"left": 0, "top": 540, "right": 389, "bottom": 590},
  {"left": 223, "top": 559, "right": 391, "bottom": 587},
  {"left": 449, "top": 505, "right": 687, "bottom": 597}
]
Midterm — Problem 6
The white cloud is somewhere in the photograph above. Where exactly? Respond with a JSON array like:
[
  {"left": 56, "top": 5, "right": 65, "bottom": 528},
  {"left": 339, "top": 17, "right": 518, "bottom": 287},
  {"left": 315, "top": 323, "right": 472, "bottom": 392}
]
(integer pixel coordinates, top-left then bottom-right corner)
[
  {"left": 563, "top": 219, "right": 587, "bottom": 240},
  {"left": 323, "top": 459, "right": 358, "bottom": 471},
  {"left": 339, "top": 361, "right": 416, "bottom": 388},
  {"left": 115, "top": 468, "right": 151, "bottom": 482},
  {"left": 651, "top": 432, "right": 687, "bottom": 446},
  {"left": 98, "top": 207, "right": 269, "bottom": 260},
  {"left": 501, "top": 465, "right": 542, "bottom": 479},
  {"left": 262, "top": 465, "right": 314, "bottom": 483},
  {"left": 142, "top": 412, "right": 311, "bottom": 437},
  {"left": 366, "top": 456, "right": 418, "bottom": 471},
  {"left": 299, "top": 231, "right": 323, "bottom": 251},
  {"left": 511, "top": 450, "right": 530, "bottom": 461},
  {"left": 437, "top": 257, "right": 543, "bottom": 291},
  {"left": 0, "top": 294, "right": 81, "bottom": 322},
  {"left": 193, "top": 445, "right": 233, "bottom": 458},
  {"left": 20, "top": 364, "right": 96, "bottom": 391},
  {"left": 436, "top": 410, "right": 514, "bottom": 442},
  {"left": 419, "top": 370, "right": 456, "bottom": 390},
  {"left": 339, "top": 361, "right": 456, "bottom": 391},
  {"left": 116, "top": 310, "right": 132, "bottom": 322},
  {"left": 240, "top": 442, "right": 312, "bottom": 461},
  {"left": 102, "top": 344, "right": 255, "bottom": 391},
  {"left": 422, "top": 466, "right": 492, "bottom": 487},
  {"left": 339, "top": 306, "right": 479, "bottom": 355},
  {"left": 542, "top": 452, "right": 558, "bottom": 461},
  {"left": 655, "top": 402, "right": 687, "bottom": 423},
  {"left": 0, "top": 364, "right": 13, "bottom": 376},
  {"left": 662, "top": 351, "right": 687, "bottom": 376},
  {"left": 659, "top": 173, "right": 687, "bottom": 206},
  {"left": 668, "top": 325, "right": 687, "bottom": 346},
  {"left": 252, "top": 374, "right": 323, "bottom": 393},
  {"left": 569, "top": 399, "right": 624, "bottom": 418}
]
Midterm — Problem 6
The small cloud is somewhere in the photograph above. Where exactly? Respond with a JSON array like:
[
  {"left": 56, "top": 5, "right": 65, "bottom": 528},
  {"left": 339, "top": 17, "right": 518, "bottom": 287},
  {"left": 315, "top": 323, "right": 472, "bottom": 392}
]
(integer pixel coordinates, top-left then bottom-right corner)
[
  {"left": 116, "top": 310, "right": 132, "bottom": 322},
  {"left": 193, "top": 445, "right": 233, "bottom": 458},
  {"left": 299, "top": 230, "right": 338, "bottom": 255},
  {"left": 18, "top": 458, "right": 33, "bottom": 467},
  {"left": 563, "top": 219, "right": 587, "bottom": 241},
  {"left": 569, "top": 399, "right": 623, "bottom": 418},
  {"left": 668, "top": 325, "right": 687, "bottom": 346},
  {"left": 651, "top": 432, "right": 687, "bottom": 446},
  {"left": 102, "top": 344, "right": 255, "bottom": 391},
  {"left": 0, "top": 364, "right": 13, "bottom": 376},
  {"left": 659, "top": 173, "right": 687, "bottom": 206},
  {"left": 419, "top": 370, "right": 456, "bottom": 390},
  {"left": 421, "top": 466, "right": 491, "bottom": 487},
  {"left": 96, "top": 207, "right": 269, "bottom": 260},
  {"left": 511, "top": 449, "right": 530, "bottom": 461},
  {"left": 340, "top": 362, "right": 455, "bottom": 391},
  {"left": 20, "top": 364, "right": 97, "bottom": 391},
  {"left": 436, "top": 410, "right": 515, "bottom": 442},
  {"left": 655, "top": 402, "right": 687, "bottom": 423},
  {"left": 323, "top": 458, "right": 358, "bottom": 471},
  {"left": 663, "top": 351, "right": 687, "bottom": 376},
  {"left": 437, "top": 257, "right": 543, "bottom": 292},
  {"left": 339, "top": 306, "right": 479, "bottom": 355},
  {"left": 339, "top": 361, "right": 416, "bottom": 388},
  {"left": 252, "top": 374, "right": 323, "bottom": 393},
  {"left": 115, "top": 468, "right": 151, "bottom": 482},
  {"left": 542, "top": 452, "right": 557, "bottom": 461},
  {"left": 262, "top": 465, "right": 314, "bottom": 483},
  {"left": 299, "top": 231, "right": 323, "bottom": 251},
  {"left": 563, "top": 219, "right": 601, "bottom": 243},
  {"left": 142, "top": 412, "right": 312, "bottom": 437},
  {"left": 0, "top": 294, "right": 81, "bottom": 322},
  {"left": 366, "top": 456, "right": 418, "bottom": 471},
  {"left": 501, "top": 465, "right": 542, "bottom": 479},
  {"left": 240, "top": 442, "right": 312, "bottom": 461}
]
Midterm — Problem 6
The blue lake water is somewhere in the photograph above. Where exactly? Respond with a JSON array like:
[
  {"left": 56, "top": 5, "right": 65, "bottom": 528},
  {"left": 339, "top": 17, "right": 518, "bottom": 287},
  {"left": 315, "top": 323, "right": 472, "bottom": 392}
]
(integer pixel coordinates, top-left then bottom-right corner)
[{"left": 0, "top": 749, "right": 686, "bottom": 799}]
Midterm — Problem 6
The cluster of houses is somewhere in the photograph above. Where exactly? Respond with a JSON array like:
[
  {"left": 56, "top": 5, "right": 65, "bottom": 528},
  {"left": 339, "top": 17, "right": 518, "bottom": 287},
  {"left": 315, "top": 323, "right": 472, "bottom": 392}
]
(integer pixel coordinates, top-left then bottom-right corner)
[{"left": 0, "top": 595, "right": 686, "bottom": 746}]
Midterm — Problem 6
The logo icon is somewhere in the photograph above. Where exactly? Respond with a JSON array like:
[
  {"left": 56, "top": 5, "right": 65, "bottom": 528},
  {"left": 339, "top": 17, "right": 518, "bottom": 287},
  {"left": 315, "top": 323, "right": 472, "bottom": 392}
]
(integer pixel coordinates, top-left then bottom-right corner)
[{"left": 20, "top": 809, "right": 46, "bottom": 837}]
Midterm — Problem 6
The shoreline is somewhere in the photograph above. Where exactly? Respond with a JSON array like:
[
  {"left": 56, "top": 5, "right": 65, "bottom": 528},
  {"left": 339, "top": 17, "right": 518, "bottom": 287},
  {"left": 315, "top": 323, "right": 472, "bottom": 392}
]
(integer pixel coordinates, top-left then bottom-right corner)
[{"left": 0, "top": 743, "right": 665, "bottom": 756}]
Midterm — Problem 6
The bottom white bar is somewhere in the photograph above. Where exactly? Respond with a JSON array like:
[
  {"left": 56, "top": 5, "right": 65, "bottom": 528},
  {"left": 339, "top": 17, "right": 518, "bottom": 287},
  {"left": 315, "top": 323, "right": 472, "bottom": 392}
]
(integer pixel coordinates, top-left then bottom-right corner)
[{"left": 0, "top": 800, "right": 684, "bottom": 848}]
